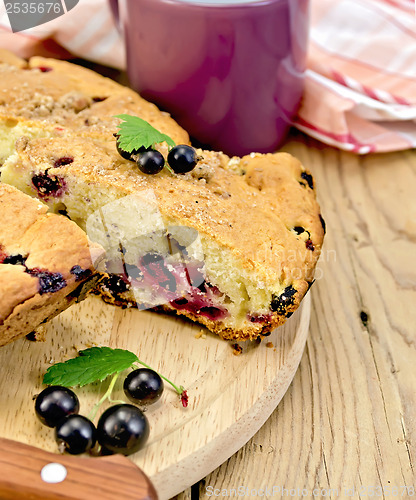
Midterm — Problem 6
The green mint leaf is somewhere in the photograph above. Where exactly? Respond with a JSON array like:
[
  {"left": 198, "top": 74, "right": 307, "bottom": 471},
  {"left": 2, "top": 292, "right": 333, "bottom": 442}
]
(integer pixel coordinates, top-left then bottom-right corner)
[
  {"left": 43, "top": 347, "right": 138, "bottom": 388},
  {"left": 115, "top": 114, "right": 176, "bottom": 152}
]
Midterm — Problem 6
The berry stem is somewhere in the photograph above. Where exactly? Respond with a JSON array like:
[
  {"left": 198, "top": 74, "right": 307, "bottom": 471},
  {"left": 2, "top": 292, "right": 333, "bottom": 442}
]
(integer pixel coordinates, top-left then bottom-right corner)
[
  {"left": 88, "top": 372, "right": 121, "bottom": 421},
  {"left": 108, "top": 397, "right": 126, "bottom": 405},
  {"left": 133, "top": 360, "right": 188, "bottom": 406},
  {"left": 164, "top": 163, "right": 175, "bottom": 175}
]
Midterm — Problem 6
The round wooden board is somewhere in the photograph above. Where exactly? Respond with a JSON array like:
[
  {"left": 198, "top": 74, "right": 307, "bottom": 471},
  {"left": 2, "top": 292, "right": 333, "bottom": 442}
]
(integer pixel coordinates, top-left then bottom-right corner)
[{"left": 0, "top": 294, "right": 310, "bottom": 499}]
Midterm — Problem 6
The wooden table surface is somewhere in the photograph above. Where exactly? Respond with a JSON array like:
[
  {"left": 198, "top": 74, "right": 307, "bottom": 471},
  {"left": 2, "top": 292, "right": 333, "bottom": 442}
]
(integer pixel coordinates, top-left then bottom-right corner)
[
  {"left": 12, "top": 59, "right": 416, "bottom": 498},
  {"left": 175, "top": 131, "right": 416, "bottom": 499}
]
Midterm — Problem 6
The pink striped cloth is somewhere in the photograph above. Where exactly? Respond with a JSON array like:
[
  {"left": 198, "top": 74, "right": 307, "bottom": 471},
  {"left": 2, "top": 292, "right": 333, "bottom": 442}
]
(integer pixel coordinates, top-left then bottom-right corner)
[
  {"left": 0, "top": 0, "right": 415, "bottom": 153},
  {"left": 298, "top": 0, "right": 416, "bottom": 153}
]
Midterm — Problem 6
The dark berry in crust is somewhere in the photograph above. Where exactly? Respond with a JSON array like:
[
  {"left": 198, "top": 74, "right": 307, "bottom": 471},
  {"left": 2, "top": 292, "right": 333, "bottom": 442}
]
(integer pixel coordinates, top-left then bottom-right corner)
[
  {"left": 293, "top": 226, "right": 305, "bottom": 235},
  {"left": 3, "top": 254, "right": 27, "bottom": 266},
  {"left": 305, "top": 239, "right": 315, "bottom": 251},
  {"left": 27, "top": 268, "right": 67, "bottom": 295},
  {"left": 300, "top": 171, "right": 314, "bottom": 189},
  {"left": 270, "top": 286, "right": 297, "bottom": 315},
  {"left": 54, "top": 157, "right": 74, "bottom": 168},
  {"left": 319, "top": 214, "right": 326, "bottom": 234},
  {"left": 70, "top": 265, "right": 93, "bottom": 282}
]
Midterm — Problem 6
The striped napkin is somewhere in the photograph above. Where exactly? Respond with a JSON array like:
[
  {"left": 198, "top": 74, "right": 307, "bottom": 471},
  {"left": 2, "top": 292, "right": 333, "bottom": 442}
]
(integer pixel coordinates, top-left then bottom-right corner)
[
  {"left": 297, "top": 0, "right": 416, "bottom": 153},
  {"left": 0, "top": 0, "right": 414, "bottom": 153}
]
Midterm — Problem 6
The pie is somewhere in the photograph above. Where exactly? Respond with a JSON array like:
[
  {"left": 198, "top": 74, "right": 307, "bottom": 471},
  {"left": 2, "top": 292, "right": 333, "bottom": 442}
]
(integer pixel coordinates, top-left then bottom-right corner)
[{"left": 0, "top": 52, "right": 325, "bottom": 340}]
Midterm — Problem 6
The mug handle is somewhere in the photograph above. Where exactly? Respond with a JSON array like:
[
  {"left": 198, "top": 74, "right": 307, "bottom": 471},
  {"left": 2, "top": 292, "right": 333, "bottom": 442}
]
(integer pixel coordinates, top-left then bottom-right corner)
[{"left": 108, "top": 0, "right": 122, "bottom": 32}]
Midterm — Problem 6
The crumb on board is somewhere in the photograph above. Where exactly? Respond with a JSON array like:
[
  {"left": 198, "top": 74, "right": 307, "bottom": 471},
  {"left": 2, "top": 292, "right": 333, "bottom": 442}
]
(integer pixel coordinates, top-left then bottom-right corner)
[
  {"left": 195, "top": 329, "right": 206, "bottom": 339},
  {"left": 266, "top": 342, "right": 274, "bottom": 349},
  {"left": 86, "top": 342, "right": 98, "bottom": 348},
  {"left": 25, "top": 325, "right": 47, "bottom": 342},
  {"left": 73, "top": 342, "right": 98, "bottom": 352},
  {"left": 231, "top": 343, "right": 243, "bottom": 355}
]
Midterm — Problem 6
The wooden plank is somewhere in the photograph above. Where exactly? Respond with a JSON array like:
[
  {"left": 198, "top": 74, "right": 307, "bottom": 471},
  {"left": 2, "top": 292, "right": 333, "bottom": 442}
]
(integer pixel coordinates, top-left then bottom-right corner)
[{"left": 198, "top": 136, "right": 416, "bottom": 498}]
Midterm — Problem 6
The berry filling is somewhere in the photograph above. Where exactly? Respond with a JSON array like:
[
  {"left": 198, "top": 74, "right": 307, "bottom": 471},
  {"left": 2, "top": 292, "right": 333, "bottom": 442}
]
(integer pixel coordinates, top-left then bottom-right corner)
[
  {"left": 105, "top": 252, "right": 228, "bottom": 321},
  {"left": 0, "top": 245, "right": 7, "bottom": 263},
  {"left": 140, "top": 252, "right": 176, "bottom": 292},
  {"left": 124, "top": 263, "right": 143, "bottom": 281},
  {"left": 36, "top": 66, "right": 53, "bottom": 73},
  {"left": 170, "top": 292, "right": 227, "bottom": 322},
  {"left": 105, "top": 253, "right": 301, "bottom": 324},
  {"left": 247, "top": 313, "right": 272, "bottom": 324},
  {"left": 32, "top": 172, "right": 67, "bottom": 200}
]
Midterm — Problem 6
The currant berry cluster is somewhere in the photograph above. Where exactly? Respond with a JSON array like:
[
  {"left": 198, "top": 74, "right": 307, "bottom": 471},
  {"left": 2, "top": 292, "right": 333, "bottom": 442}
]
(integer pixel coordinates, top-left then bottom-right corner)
[
  {"left": 34, "top": 368, "right": 163, "bottom": 456},
  {"left": 116, "top": 139, "right": 199, "bottom": 175}
]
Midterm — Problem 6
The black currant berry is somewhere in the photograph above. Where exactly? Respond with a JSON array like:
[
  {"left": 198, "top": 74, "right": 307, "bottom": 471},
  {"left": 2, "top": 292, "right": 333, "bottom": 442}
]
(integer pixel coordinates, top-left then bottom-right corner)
[
  {"left": 123, "top": 368, "right": 164, "bottom": 406},
  {"left": 55, "top": 414, "right": 97, "bottom": 455},
  {"left": 137, "top": 150, "right": 165, "bottom": 175},
  {"left": 97, "top": 404, "right": 149, "bottom": 456},
  {"left": 167, "top": 145, "right": 198, "bottom": 174},
  {"left": 35, "top": 386, "right": 79, "bottom": 428},
  {"left": 116, "top": 141, "right": 143, "bottom": 161}
]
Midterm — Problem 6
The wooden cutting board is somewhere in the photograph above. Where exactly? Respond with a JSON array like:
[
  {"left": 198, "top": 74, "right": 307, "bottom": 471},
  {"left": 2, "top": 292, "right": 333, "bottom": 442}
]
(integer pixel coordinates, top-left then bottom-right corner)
[{"left": 0, "top": 293, "right": 310, "bottom": 499}]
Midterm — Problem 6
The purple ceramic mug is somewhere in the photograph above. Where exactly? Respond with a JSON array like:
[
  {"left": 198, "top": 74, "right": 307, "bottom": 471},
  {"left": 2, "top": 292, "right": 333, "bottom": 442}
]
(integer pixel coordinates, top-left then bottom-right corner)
[{"left": 109, "top": 0, "right": 309, "bottom": 156}]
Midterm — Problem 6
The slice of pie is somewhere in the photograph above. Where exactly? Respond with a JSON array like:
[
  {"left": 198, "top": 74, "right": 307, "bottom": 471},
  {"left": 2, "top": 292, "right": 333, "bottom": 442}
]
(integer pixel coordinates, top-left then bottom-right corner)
[
  {"left": 1, "top": 133, "right": 324, "bottom": 340},
  {"left": 0, "top": 52, "right": 325, "bottom": 341},
  {"left": 0, "top": 184, "right": 104, "bottom": 346}
]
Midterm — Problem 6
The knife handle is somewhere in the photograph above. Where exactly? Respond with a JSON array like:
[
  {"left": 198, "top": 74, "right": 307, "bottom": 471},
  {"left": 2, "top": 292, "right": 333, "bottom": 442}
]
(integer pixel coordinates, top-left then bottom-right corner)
[{"left": 0, "top": 437, "right": 157, "bottom": 500}]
